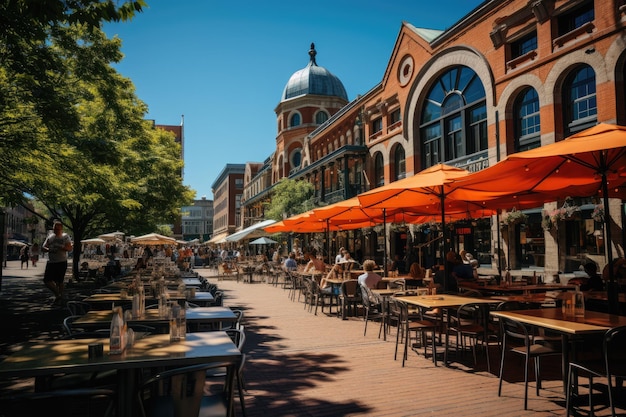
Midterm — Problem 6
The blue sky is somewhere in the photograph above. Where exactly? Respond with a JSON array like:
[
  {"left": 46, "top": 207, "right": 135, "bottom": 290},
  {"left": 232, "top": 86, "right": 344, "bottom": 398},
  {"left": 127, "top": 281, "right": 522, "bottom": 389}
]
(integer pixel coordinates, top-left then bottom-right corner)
[{"left": 104, "top": 1, "right": 481, "bottom": 200}]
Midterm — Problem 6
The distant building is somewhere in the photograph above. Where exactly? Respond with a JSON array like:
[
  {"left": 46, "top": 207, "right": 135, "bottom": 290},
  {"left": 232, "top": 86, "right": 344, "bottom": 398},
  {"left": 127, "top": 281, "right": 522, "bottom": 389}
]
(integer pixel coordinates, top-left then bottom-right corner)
[
  {"left": 154, "top": 118, "right": 185, "bottom": 236},
  {"left": 207, "top": 164, "right": 245, "bottom": 244},
  {"left": 181, "top": 196, "right": 213, "bottom": 242}
]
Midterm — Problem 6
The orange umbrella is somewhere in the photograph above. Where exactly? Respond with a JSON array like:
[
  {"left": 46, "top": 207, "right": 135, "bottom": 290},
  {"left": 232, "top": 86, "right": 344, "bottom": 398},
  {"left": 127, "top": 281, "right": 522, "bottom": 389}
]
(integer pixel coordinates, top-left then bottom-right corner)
[{"left": 453, "top": 123, "right": 626, "bottom": 313}]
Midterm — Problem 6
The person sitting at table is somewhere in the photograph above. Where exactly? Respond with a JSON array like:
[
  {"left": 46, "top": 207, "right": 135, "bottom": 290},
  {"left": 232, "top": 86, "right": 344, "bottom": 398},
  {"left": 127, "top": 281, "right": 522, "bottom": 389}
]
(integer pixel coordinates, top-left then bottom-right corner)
[
  {"left": 583, "top": 261, "right": 604, "bottom": 291},
  {"left": 283, "top": 252, "right": 298, "bottom": 271},
  {"left": 335, "top": 247, "right": 346, "bottom": 264},
  {"left": 390, "top": 254, "right": 406, "bottom": 274},
  {"left": 340, "top": 252, "right": 358, "bottom": 271},
  {"left": 303, "top": 249, "right": 326, "bottom": 274},
  {"left": 409, "top": 262, "right": 425, "bottom": 279},
  {"left": 451, "top": 253, "right": 474, "bottom": 282},
  {"left": 358, "top": 260, "right": 383, "bottom": 289}
]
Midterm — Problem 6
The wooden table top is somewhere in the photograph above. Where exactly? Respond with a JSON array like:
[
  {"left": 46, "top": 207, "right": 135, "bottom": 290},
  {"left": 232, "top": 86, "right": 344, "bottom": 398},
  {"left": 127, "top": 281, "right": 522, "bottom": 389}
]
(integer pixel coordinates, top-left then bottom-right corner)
[
  {"left": 74, "top": 307, "right": 236, "bottom": 327},
  {"left": 490, "top": 308, "right": 626, "bottom": 335},
  {"left": 0, "top": 331, "right": 240, "bottom": 378},
  {"left": 394, "top": 294, "right": 496, "bottom": 309}
]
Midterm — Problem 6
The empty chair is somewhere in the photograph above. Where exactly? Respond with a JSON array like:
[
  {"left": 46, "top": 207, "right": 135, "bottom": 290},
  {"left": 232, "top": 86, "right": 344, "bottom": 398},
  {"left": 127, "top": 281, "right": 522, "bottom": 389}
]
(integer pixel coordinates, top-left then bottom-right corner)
[
  {"left": 338, "top": 280, "right": 361, "bottom": 320},
  {"left": 447, "top": 303, "right": 492, "bottom": 371},
  {"left": 389, "top": 298, "right": 438, "bottom": 367},
  {"left": 566, "top": 325, "right": 626, "bottom": 416},
  {"left": 498, "top": 316, "right": 561, "bottom": 410}
]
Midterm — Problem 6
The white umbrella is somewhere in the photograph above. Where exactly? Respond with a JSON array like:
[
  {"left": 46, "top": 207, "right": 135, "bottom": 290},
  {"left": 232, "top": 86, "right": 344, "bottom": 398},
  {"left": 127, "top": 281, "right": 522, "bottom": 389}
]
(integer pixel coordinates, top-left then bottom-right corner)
[
  {"left": 80, "top": 238, "right": 106, "bottom": 244},
  {"left": 250, "top": 237, "right": 278, "bottom": 245},
  {"left": 98, "top": 231, "right": 125, "bottom": 241},
  {"left": 131, "top": 233, "right": 177, "bottom": 245}
]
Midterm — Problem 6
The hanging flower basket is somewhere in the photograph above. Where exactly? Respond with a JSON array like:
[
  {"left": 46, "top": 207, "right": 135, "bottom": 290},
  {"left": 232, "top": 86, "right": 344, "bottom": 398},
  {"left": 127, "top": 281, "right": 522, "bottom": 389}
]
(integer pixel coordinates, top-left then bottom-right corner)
[
  {"left": 549, "top": 197, "right": 580, "bottom": 224},
  {"left": 502, "top": 208, "right": 528, "bottom": 226},
  {"left": 541, "top": 213, "right": 553, "bottom": 231}
]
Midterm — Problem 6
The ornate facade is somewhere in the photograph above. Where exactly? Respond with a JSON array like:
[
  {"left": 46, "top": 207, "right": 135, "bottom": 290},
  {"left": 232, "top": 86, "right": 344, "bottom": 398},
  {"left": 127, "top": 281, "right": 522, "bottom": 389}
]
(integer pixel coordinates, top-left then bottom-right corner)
[{"left": 240, "top": 0, "right": 626, "bottom": 277}]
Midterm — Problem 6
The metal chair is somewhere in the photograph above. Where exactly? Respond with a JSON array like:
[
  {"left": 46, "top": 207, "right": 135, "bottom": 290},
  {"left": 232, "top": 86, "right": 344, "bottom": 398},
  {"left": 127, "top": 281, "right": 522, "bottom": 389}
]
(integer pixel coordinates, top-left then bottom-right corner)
[
  {"left": 566, "top": 325, "right": 626, "bottom": 416},
  {"left": 360, "top": 285, "right": 385, "bottom": 338},
  {"left": 498, "top": 316, "right": 561, "bottom": 410},
  {"left": 338, "top": 280, "right": 361, "bottom": 319},
  {"left": 391, "top": 298, "right": 438, "bottom": 367}
]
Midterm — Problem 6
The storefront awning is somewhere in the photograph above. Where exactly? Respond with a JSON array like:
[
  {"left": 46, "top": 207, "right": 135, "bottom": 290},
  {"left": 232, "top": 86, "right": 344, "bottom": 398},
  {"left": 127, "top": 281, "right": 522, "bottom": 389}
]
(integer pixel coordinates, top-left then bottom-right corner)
[
  {"left": 207, "top": 232, "right": 230, "bottom": 245},
  {"left": 225, "top": 219, "right": 277, "bottom": 242}
]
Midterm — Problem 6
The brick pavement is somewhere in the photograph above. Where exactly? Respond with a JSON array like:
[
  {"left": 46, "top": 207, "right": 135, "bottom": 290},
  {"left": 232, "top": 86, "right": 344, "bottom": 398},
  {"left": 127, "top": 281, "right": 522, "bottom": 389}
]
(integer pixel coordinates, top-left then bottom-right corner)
[{"left": 195, "top": 268, "right": 622, "bottom": 417}]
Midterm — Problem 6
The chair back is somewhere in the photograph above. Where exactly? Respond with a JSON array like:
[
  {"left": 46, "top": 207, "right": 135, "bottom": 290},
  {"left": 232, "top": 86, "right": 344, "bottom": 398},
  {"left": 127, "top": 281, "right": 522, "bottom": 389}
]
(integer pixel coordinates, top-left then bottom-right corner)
[
  {"left": 499, "top": 316, "right": 532, "bottom": 347},
  {"left": 138, "top": 363, "right": 223, "bottom": 417},
  {"left": 605, "top": 325, "right": 626, "bottom": 377},
  {"left": 340, "top": 280, "right": 360, "bottom": 299},
  {"left": 389, "top": 279, "right": 405, "bottom": 291},
  {"left": 360, "top": 285, "right": 379, "bottom": 309}
]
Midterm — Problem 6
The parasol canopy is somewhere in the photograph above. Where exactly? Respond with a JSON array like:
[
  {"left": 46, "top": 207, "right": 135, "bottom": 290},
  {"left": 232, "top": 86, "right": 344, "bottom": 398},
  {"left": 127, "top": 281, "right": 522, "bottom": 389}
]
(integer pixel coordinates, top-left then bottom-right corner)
[
  {"left": 80, "top": 238, "right": 106, "bottom": 245},
  {"left": 250, "top": 237, "right": 278, "bottom": 245},
  {"left": 130, "top": 233, "right": 177, "bottom": 245}
]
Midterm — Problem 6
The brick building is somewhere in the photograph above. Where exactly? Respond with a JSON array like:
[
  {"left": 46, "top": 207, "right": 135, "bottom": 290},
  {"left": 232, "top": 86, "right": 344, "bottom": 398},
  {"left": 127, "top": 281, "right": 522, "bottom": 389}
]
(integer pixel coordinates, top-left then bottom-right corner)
[{"left": 237, "top": 0, "right": 625, "bottom": 276}]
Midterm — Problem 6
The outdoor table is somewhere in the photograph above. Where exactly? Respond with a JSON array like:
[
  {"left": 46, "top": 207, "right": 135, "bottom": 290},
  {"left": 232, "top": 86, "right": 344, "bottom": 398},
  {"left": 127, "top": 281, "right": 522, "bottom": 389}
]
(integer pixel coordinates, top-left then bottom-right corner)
[
  {"left": 187, "top": 291, "right": 215, "bottom": 306},
  {"left": 465, "top": 283, "right": 578, "bottom": 295},
  {"left": 82, "top": 292, "right": 186, "bottom": 310},
  {"left": 490, "top": 308, "right": 626, "bottom": 392},
  {"left": 73, "top": 306, "right": 237, "bottom": 332},
  {"left": 0, "top": 332, "right": 241, "bottom": 417},
  {"left": 394, "top": 294, "right": 498, "bottom": 366}
]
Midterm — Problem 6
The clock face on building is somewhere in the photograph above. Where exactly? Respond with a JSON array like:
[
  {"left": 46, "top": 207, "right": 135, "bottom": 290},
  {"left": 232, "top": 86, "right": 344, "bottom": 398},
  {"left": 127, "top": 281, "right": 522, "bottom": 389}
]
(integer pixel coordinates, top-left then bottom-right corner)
[{"left": 398, "top": 55, "right": 414, "bottom": 87}]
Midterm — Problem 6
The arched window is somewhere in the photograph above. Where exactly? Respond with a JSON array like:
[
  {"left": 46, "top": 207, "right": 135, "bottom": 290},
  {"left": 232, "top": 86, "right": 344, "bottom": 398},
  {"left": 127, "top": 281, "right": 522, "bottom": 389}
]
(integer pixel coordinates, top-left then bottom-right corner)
[
  {"left": 290, "top": 113, "right": 301, "bottom": 127},
  {"left": 564, "top": 65, "right": 597, "bottom": 136},
  {"left": 374, "top": 152, "right": 385, "bottom": 187},
  {"left": 514, "top": 87, "right": 541, "bottom": 152},
  {"left": 290, "top": 148, "right": 302, "bottom": 170},
  {"left": 394, "top": 145, "right": 406, "bottom": 180},
  {"left": 315, "top": 111, "right": 329, "bottom": 125},
  {"left": 420, "top": 66, "right": 487, "bottom": 168}
]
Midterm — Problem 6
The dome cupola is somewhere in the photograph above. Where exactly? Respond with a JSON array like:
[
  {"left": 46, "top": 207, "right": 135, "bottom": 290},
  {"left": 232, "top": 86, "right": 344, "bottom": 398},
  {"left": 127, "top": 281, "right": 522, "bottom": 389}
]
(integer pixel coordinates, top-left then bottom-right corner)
[{"left": 281, "top": 43, "right": 348, "bottom": 102}]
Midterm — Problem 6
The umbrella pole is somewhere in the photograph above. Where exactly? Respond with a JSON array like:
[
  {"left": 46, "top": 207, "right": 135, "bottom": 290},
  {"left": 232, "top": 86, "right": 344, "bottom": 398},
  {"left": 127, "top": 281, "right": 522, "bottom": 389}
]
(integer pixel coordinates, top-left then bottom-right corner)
[
  {"left": 440, "top": 191, "right": 447, "bottom": 293},
  {"left": 496, "top": 212, "right": 503, "bottom": 280},
  {"left": 601, "top": 171, "right": 619, "bottom": 314},
  {"left": 326, "top": 220, "right": 330, "bottom": 265},
  {"left": 383, "top": 209, "right": 388, "bottom": 278}
]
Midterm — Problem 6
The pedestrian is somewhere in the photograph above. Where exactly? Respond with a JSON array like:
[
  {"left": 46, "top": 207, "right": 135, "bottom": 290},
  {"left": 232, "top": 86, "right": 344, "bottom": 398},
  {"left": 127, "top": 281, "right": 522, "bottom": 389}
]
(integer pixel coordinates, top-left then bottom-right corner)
[
  {"left": 30, "top": 242, "right": 40, "bottom": 267},
  {"left": 42, "top": 221, "right": 73, "bottom": 306},
  {"left": 20, "top": 244, "right": 30, "bottom": 269}
]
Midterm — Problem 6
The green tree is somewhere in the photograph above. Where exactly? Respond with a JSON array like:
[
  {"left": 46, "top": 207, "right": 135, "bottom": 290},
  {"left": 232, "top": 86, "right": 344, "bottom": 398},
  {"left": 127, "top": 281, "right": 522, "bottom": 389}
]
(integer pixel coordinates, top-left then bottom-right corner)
[
  {"left": 0, "top": 1, "right": 146, "bottom": 202},
  {"left": 14, "top": 24, "right": 193, "bottom": 278},
  {"left": 264, "top": 178, "right": 315, "bottom": 221}
]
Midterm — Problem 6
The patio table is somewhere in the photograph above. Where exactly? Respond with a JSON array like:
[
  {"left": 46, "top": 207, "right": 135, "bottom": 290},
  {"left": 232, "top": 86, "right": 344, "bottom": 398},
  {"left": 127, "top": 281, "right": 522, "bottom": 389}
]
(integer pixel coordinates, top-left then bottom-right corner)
[
  {"left": 0, "top": 332, "right": 241, "bottom": 417},
  {"left": 395, "top": 294, "right": 498, "bottom": 366},
  {"left": 490, "top": 308, "right": 626, "bottom": 392},
  {"left": 73, "top": 306, "right": 237, "bottom": 332}
]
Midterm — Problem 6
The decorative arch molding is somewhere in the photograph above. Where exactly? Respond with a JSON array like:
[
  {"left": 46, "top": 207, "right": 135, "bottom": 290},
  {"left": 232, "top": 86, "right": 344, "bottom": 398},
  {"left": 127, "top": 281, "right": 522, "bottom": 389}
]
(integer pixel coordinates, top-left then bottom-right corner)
[
  {"left": 603, "top": 34, "right": 626, "bottom": 83},
  {"left": 499, "top": 73, "right": 547, "bottom": 117},
  {"left": 288, "top": 110, "right": 303, "bottom": 128},
  {"left": 545, "top": 48, "right": 610, "bottom": 95},
  {"left": 405, "top": 47, "right": 496, "bottom": 161}
]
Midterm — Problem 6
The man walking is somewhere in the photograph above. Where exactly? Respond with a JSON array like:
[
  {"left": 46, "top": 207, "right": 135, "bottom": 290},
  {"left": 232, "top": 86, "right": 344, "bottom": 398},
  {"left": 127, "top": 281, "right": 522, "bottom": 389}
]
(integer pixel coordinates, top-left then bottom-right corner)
[{"left": 42, "top": 221, "right": 72, "bottom": 305}]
